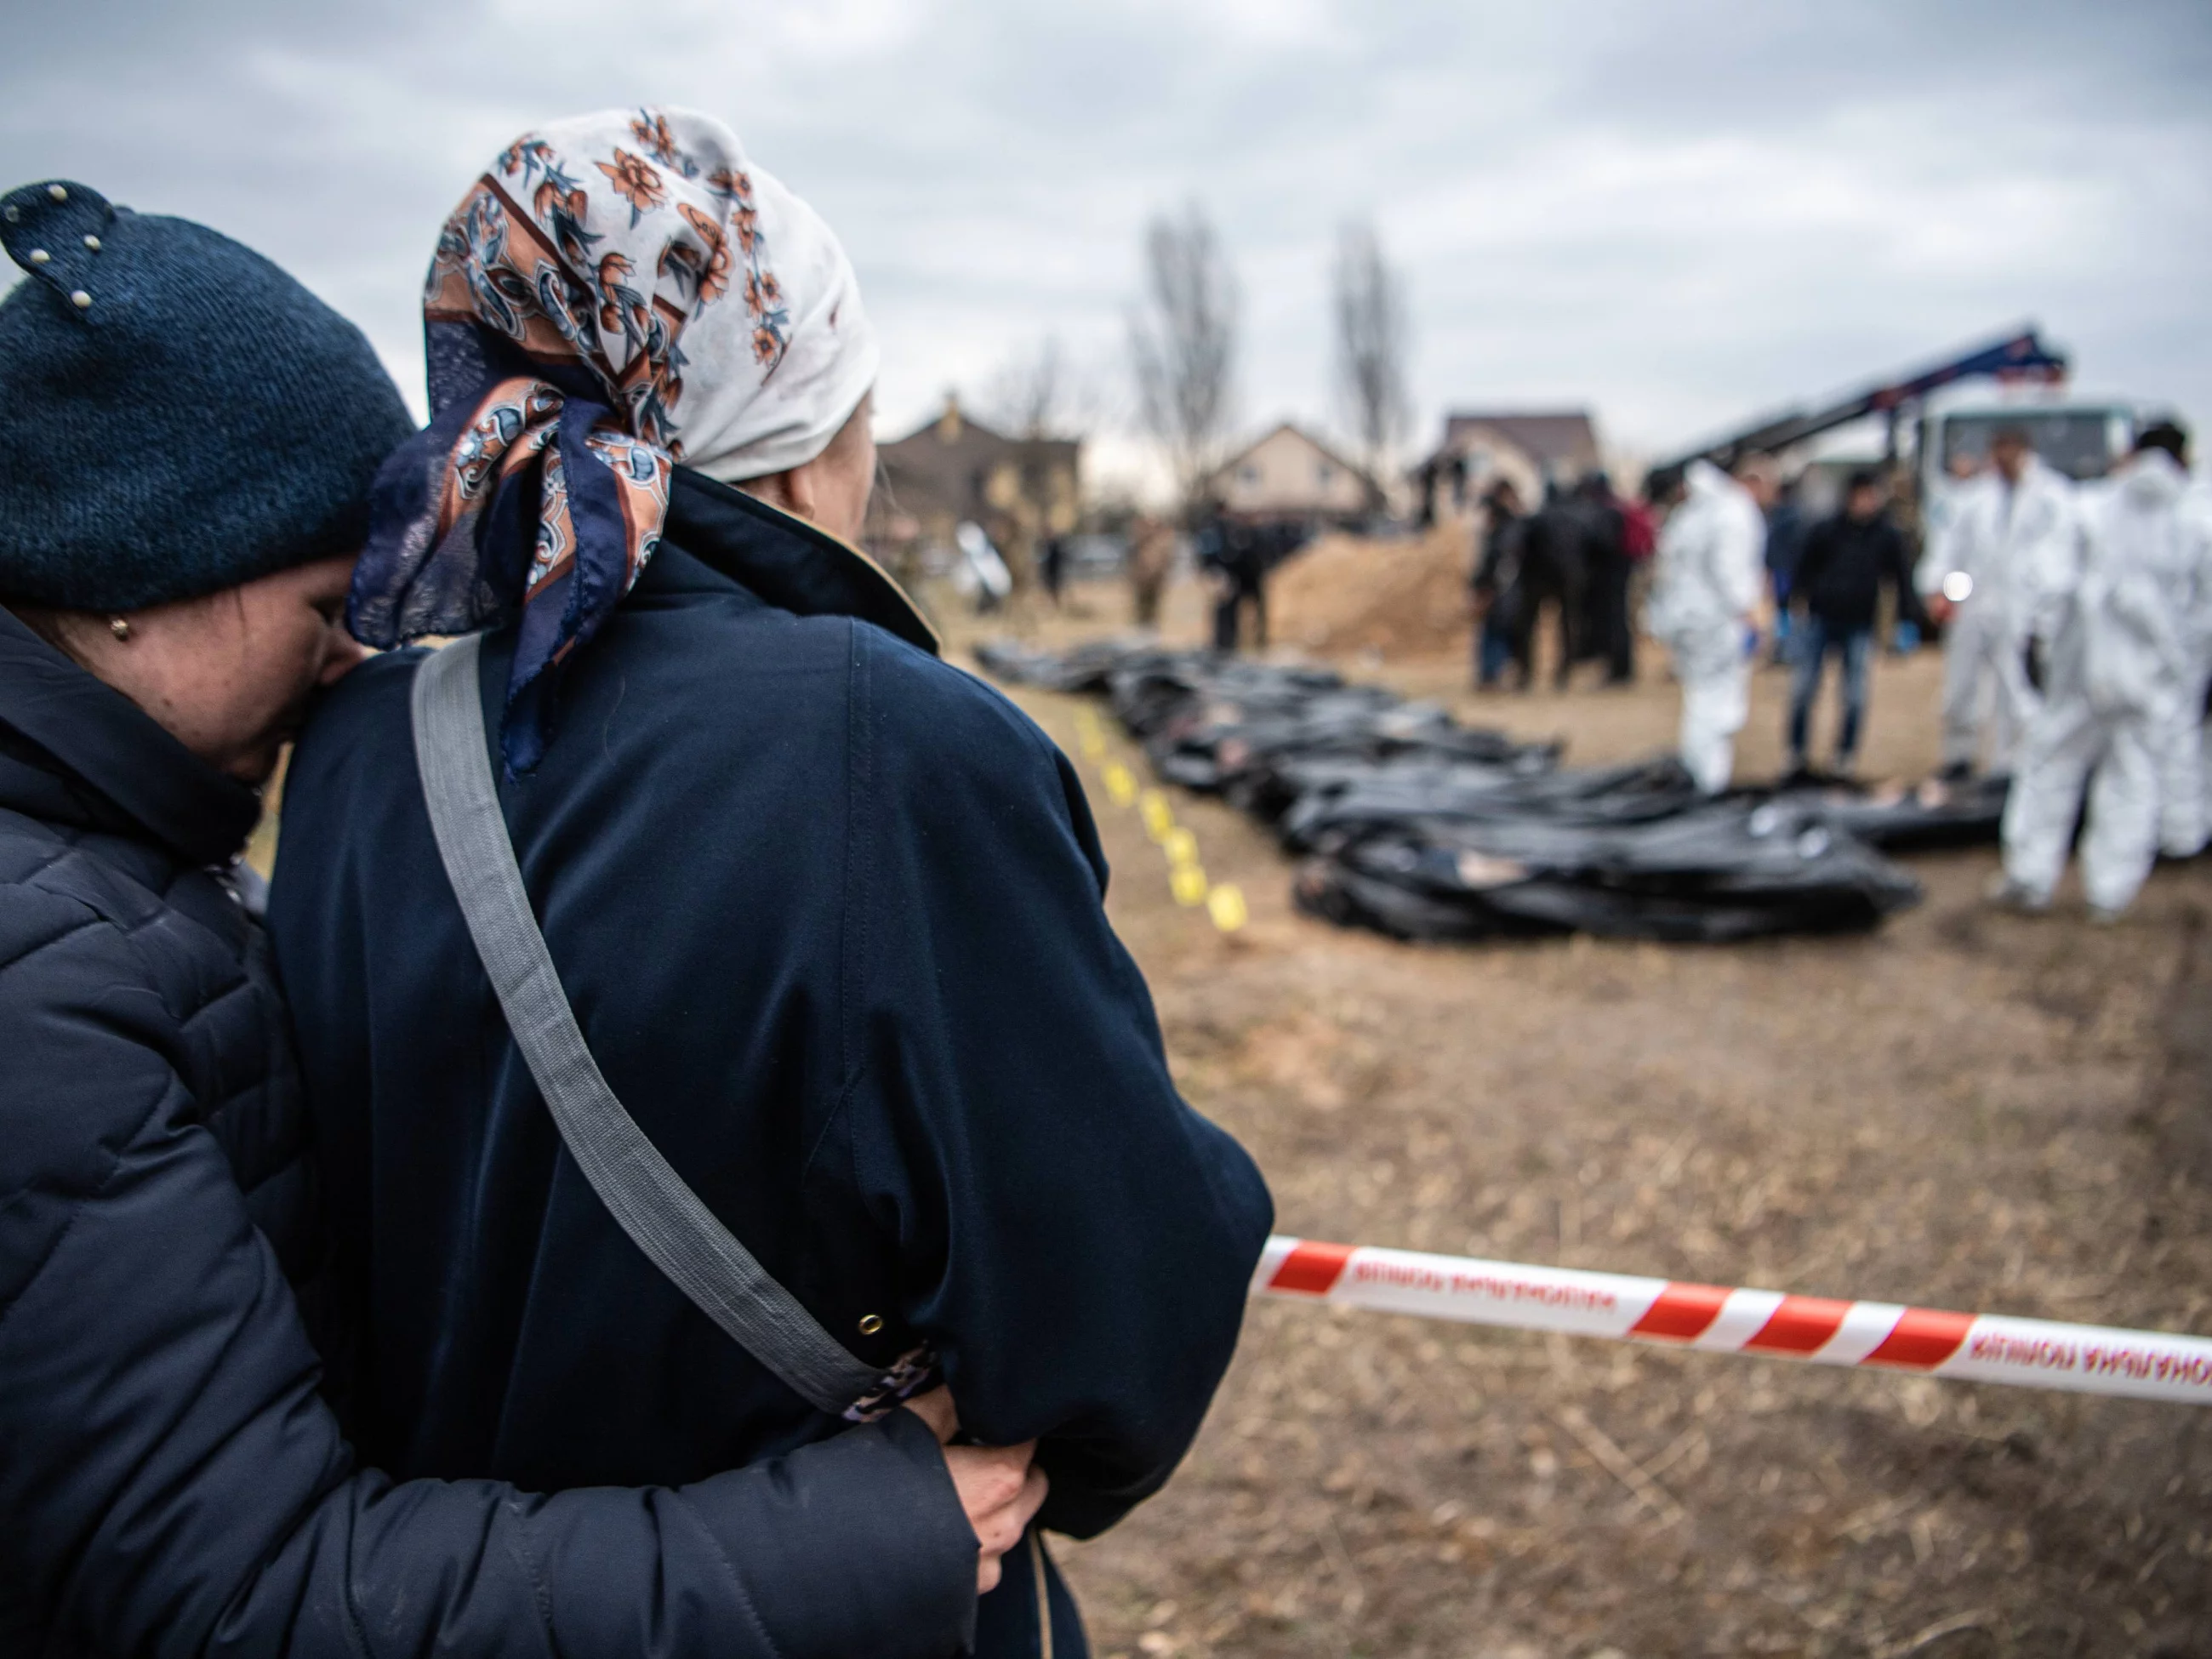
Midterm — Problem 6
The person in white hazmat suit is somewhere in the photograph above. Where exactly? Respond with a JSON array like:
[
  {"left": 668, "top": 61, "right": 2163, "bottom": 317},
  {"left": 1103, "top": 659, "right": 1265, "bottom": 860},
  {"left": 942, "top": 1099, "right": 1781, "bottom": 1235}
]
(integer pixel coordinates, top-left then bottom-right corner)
[
  {"left": 1645, "top": 459, "right": 1769, "bottom": 794},
  {"left": 2181, "top": 636, "right": 2212, "bottom": 864},
  {"left": 952, "top": 517, "right": 1013, "bottom": 613},
  {"left": 1919, "top": 427, "right": 2077, "bottom": 778},
  {"left": 1996, "top": 423, "right": 2212, "bottom": 917},
  {"left": 2157, "top": 453, "right": 2212, "bottom": 863}
]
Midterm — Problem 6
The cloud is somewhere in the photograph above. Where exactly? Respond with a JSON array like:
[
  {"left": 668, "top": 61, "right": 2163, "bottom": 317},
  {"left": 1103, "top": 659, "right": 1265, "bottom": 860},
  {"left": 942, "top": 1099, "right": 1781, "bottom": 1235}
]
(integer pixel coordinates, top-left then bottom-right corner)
[{"left": 6, "top": 0, "right": 2208, "bottom": 470}]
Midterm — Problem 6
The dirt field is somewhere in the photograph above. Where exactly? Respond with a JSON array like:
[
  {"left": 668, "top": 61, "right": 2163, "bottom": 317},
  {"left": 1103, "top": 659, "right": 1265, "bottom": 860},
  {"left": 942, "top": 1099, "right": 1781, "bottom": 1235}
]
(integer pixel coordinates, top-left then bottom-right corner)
[{"left": 957, "top": 573, "right": 2212, "bottom": 1658}]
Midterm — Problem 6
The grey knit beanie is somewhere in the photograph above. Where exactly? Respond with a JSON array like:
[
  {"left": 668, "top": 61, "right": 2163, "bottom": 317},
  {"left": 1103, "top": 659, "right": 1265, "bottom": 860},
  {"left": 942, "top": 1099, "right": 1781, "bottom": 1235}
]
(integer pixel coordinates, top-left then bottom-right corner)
[{"left": 0, "top": 180, "right": 417, "bottom": 611}]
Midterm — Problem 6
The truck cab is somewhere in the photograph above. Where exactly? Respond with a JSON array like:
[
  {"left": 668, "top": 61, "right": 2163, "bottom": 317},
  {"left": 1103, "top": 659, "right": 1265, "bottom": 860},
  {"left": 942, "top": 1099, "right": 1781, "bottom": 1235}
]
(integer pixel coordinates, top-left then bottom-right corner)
[
  {"left": 1911, "top": 402, "right": 2137, "bottom": 583},
  {"left": 1916, "top": 401, "right": 2135, "bottom": 507}
]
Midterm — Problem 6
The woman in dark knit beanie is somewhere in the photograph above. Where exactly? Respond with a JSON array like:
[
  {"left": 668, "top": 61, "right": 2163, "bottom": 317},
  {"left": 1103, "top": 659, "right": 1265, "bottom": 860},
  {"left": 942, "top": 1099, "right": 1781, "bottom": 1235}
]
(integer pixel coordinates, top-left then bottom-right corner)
[{"left": 0, "top": 179, "right": 1012, "bottom": 1658}]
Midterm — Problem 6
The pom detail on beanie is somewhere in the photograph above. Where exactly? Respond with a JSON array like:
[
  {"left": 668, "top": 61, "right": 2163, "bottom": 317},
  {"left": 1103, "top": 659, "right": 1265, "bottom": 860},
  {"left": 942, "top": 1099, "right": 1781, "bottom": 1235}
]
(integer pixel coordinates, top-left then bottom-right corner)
[{"left": 0, "top": 180, "right": 417, "bottom": 612}]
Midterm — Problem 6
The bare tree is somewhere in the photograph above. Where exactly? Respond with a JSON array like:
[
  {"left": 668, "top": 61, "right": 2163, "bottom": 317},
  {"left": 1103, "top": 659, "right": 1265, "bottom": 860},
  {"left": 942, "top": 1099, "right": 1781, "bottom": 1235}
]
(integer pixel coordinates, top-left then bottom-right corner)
[
  {"left": 1332, "top": 219, "right": 1409, "bottom": 485},
  {"left": 984, "top": 336, "right": 1070, "bottom": 439},
  {"left": 1129, "top": 205, "right": 1238, "bottom": 511}
]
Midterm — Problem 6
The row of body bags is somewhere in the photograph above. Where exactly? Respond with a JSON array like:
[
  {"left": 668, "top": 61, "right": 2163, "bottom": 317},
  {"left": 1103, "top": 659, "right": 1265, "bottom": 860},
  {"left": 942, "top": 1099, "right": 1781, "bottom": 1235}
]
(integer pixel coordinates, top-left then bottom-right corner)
[{"left": 977, "top": 640, "right": 2009, "bottom": 944}]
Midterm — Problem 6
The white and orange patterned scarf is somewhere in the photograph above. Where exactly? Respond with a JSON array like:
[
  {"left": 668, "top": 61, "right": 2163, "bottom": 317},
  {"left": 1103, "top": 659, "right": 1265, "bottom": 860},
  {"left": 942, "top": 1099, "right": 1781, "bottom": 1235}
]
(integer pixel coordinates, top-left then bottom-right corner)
[{"left": 352, "top": 106, "right": 877, "bottom": 772}]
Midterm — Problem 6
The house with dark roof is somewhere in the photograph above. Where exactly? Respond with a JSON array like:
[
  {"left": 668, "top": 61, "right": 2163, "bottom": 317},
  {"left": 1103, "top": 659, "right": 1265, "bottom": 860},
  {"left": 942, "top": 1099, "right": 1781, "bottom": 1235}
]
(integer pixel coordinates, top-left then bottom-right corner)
[
  {"left": 864, "top": 395, "right": 1081, "bottom": 587},
  {"left": 1417, "top": 408, "right": 1604, "bottom": 520}
]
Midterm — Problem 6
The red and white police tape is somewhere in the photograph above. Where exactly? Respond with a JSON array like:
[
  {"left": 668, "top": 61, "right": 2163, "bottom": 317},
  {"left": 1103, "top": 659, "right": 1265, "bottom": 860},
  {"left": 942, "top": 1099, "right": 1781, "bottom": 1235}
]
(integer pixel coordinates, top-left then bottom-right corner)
[{"left": 1254, "top": 1237, "right": 2212, "bottom": 1406}]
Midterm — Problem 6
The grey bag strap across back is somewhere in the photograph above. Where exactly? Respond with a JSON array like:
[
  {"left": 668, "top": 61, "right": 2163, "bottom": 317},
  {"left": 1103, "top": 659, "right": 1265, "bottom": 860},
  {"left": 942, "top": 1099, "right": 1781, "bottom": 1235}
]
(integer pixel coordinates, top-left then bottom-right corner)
[{"left": 410, "top": 635, "right": 882, "bottom": 1417}]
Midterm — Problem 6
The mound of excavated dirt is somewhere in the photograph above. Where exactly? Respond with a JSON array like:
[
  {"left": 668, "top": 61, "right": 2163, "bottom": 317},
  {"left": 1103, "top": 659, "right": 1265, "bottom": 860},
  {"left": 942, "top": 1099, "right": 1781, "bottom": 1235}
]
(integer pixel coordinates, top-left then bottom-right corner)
[{"left": 1270, "top": 526, "right": 1475, "bottom": 659}]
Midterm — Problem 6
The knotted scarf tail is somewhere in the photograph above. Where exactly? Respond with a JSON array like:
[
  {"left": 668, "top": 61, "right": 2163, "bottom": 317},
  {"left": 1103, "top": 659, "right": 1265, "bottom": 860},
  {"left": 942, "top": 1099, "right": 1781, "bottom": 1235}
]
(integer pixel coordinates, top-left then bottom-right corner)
[{"left": 353, "top": 372, "right": 672, "bottom": 776}]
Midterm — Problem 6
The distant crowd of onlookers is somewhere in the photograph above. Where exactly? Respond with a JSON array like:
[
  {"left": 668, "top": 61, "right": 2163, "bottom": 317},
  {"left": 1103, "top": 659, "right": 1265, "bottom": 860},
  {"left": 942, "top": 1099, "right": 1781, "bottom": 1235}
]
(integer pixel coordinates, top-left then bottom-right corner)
[{"left": 1468, "top": 472, "right": 1654, "bottom": 694}]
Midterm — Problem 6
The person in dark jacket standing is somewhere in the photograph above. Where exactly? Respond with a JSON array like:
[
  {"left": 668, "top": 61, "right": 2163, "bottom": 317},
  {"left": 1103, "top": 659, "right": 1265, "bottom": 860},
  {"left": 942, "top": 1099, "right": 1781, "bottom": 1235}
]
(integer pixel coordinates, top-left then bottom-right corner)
[
  {"left": 1040, "top": 533, "right": 1069, "bottom": 607},
  {"left": 1509, "top": 481, "right": 1588, "bottom": 690},
  {"left": 1574, "top": 473, "right": 1635, "bottom": 685},
  {"left": 1470, "top": 478, "right": 1525, "bottom": 689},
  {"left": 0, "top": 178, "right": 1022, "bottom": 1656},
  {"left": 1204, "top": 509, "right": 1271, "bottom": 651},
  {"left": 268, "top": 110, "right": 1273, "bottom": 1659},
  {"left": 1785, "top": 469, "right": 1924, "bottom": 777}
]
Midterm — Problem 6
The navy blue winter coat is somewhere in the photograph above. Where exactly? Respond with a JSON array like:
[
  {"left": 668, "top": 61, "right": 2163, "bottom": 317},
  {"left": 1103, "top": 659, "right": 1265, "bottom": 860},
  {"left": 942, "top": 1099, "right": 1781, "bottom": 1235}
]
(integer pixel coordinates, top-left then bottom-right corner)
[
  {"left": 0, "top": 602, "right": 980, "bottom": 1657},
  {"left": 267, "top": 473, "right": 1275, "bottom": 1657}
]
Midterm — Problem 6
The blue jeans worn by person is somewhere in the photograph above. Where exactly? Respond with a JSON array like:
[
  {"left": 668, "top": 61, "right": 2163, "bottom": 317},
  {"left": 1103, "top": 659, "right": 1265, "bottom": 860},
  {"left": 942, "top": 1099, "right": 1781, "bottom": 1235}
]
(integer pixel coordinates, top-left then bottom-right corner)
[
  {"left": 1768, "top": 573, "right": 1793, "bottom": 664},
  {"left": 1475, "top": 606, "right": 1515, "bottom": 687},
  {"left": 1788, "top": 614, "right": 1872, "bottom": 771}
]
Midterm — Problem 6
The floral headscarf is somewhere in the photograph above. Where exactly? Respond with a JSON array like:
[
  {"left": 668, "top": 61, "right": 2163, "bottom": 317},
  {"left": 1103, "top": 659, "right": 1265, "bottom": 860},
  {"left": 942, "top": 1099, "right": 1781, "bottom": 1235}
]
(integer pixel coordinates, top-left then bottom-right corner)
[{"left": 351, "top": 106, "right": 878, "bottom": 772}]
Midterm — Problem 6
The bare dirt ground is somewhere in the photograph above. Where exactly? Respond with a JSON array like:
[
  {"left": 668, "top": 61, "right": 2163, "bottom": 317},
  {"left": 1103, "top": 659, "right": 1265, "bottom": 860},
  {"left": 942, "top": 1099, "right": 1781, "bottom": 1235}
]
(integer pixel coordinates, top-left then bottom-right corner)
[{"left": 950, "top": 572, "right": 2212, "bottom": 1659}]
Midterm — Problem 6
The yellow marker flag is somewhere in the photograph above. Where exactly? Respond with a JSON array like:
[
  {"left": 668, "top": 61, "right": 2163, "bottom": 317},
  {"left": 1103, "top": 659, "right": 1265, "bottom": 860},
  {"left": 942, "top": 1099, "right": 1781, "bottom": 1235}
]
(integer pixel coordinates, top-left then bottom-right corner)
[
  {"left": 1163, "top": 827, "right": 1199, "bottom": 868},
  {"left": 1103, "top": 763, "right": 1137, "bottom": 807},
  {"left": 1139, "top": 790, "right": 1174, "bottom": 842},
  {"left": 1171, "top": 864, "right": 1209, "bottom": 907},
  {"left": 1073, "top": 708, "right": 1106, "bottom": 760},
  {"left": 1206, "top": 883, "right": 1249, "bottom": 932}
]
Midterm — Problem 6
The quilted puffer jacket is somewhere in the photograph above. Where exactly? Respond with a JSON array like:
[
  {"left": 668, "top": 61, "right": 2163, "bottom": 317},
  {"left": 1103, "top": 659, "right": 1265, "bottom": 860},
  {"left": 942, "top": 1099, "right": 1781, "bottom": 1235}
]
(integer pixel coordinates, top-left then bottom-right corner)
[{"left": 0, "top": 605, "right": 978, "bottom": 1658}]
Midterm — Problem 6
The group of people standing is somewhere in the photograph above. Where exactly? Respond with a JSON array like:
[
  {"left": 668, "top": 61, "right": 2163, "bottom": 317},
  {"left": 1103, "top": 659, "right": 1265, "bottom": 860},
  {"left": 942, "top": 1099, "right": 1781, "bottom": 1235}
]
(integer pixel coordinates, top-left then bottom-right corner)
[
  {"left": 1625, "top": 421, "right": 2212, "bottom": 921},
  {"left": 1469, "top": 473, "right": 1650, "bottom": 692},
  {"left": 1637, "top": 453, "right": 1925, "bottom": 794},
  {"left": 1973, "top": 423, "right": 2212, "bottom": 920},
  {"left": 1471, "top": 453, "right": 1918, "bottom": 796}
]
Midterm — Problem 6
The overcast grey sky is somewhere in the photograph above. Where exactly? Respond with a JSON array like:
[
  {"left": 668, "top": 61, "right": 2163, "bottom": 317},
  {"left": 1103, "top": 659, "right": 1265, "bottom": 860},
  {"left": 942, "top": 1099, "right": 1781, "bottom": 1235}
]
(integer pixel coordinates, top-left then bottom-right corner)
[{"left": 7, "top": 0, "right": 2209, "bottom": 478}]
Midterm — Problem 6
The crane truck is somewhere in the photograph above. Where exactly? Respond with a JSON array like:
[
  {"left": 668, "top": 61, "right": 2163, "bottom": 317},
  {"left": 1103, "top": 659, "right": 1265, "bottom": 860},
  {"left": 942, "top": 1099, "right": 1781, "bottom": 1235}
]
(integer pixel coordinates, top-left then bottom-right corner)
[{"left": 1655, "top": 324, "right": 2142, "bottom": 546}]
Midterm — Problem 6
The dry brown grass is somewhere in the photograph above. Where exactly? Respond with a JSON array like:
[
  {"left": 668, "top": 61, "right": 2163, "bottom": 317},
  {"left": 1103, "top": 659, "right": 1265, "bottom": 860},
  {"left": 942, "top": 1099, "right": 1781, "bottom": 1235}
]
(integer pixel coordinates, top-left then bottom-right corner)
[{"left": 959, "top": 574, "right": 2212, "bottom": 1658}]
